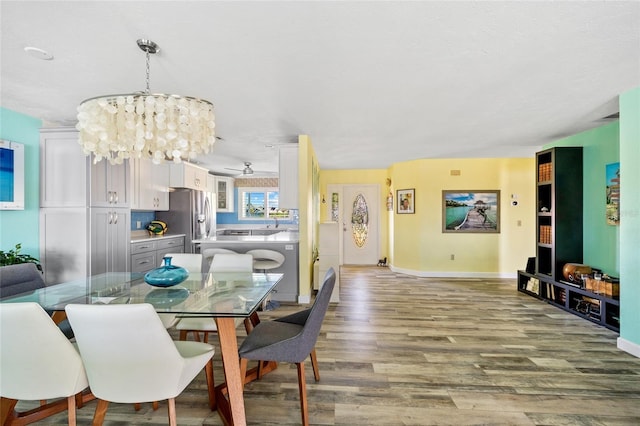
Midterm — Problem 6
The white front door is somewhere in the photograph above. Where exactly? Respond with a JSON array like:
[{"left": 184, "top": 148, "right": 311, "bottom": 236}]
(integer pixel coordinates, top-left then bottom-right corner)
[{"left": 342, "top": 185, "right": 379, "bottom": 265}]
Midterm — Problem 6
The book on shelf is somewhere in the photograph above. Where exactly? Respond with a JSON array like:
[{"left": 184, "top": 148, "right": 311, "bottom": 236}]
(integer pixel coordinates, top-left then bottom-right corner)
[
  {"left": 538, "top": 162, "right": 553, "bottom": 182},
  {"left": 525, "top": 277, "right": 540, "bottom": 294}
]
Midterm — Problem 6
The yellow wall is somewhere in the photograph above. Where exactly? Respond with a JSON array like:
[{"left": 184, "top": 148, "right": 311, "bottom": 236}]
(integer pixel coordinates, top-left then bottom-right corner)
[
  {"left": 389, "top": 157, "right": 535, "bottom": 276},
  {"left": 319, "top": 169, "right": 391, "bottom": 259}
]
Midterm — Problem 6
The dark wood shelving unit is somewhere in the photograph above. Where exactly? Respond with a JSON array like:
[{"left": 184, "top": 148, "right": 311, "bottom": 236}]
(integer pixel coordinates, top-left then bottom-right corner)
[{"left": 517, "top": 147, "right": 619, "bottom": 332}]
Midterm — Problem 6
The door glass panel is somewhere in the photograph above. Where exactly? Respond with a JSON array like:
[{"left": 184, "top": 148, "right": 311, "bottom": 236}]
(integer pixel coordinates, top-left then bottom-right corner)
[
  {"left": 331, "top": 192, "right": 339, "bottom": 221},
  {"left": 351, "top": 193, "right": 368, "bottom": 248}
]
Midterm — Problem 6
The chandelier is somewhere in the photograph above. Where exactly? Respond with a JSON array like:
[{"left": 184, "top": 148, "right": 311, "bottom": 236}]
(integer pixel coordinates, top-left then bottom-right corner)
[{"left": 76, "top": 39, "right": 216, "bottom": 165}]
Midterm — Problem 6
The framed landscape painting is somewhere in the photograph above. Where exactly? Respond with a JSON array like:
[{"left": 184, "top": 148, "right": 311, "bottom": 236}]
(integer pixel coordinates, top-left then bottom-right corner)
[{"left": 442, "top": 190, "right": 500, "bottom": 233}]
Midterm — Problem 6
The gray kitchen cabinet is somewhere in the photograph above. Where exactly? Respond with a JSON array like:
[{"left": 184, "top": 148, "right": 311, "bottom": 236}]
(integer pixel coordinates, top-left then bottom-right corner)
[
  {"left": 168, "top": 162, "right": 209, "bottom": 191},
  {"left": 130, "top": 158, "right": 169, "bottom": 211},
  {"left": 39, "top": 128, "right": 132, "bottom": 284},
  {"left": 156, "top": 237, "right": 186, "bottom": 259},
  {"left": 198, "top": 240, "right": 299, "bottom": 302},
  {"left": 215, "top": 176, "right": 235, "bottom": 212},
  {"left": 91, "top": 158, "right": 130, "bottom": 208},
  {"left": 40, "top": 128, "right": 88, "bottom": 208},
  {"left": 91, "top": 208, "right": 130, "bottom": 275},
  {"left": 278, "top": 145, "right": 298, "bottom": 209},
  {"left": 130, "top": 236, "right": 185, "bottom": 274},
  {"left": 39, "top": 207, "right": 89, "bottom": 285}
]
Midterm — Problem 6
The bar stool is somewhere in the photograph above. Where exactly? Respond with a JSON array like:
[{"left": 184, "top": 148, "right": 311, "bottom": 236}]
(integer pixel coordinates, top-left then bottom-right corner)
[{"left": 246, "top": 249, "right": 285, "bottom": 310}]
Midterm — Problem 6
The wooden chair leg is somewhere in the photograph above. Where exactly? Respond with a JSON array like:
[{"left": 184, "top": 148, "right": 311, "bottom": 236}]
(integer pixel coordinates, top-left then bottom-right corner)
[
  {"left": 204, "top": 359, "right": 216, "bottom": 410},
  {"left": 239, "top": 358, "right": 249, "bottom": 389},
  {"left": 66, "top": 395, "right": 76, "bottom": 426},
  {"left": 297, "top": 362, "right": 309, "bottom": 426},
  {"left": 1, "top": 397, "right": 18, "bottom": 425},
  {"left": 75, "top": 392, "right": 84, "bottom": 409},
  {"left": 152, "top": 401, "right": 159, "bottom": 410},
  {"left": 310, "top": 348, "right": 320, "bottom": 381},
  {"left": 92, "top": 399, "right": 109, "bottom": 426},
  {"left": 133, "top": 403, "right": 141, "bottom": 411},
  {"left": 179, "top": 330, "right": 188, "bottom": 341},
  {"left": 167, "top": 398, "right": 177, "bottom": 426}
]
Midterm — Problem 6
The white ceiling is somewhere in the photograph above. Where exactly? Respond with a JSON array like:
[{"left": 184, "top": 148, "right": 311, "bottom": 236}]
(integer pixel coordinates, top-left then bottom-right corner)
[{"left": 1, "top": 1, "right": 638, "bottom": 176}]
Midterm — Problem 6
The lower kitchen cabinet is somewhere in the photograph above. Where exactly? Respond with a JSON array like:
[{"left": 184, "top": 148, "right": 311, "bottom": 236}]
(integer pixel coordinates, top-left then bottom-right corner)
[
  {"left": 91, "top": 208, "right": 130, "bottom": 275},
  {"left": 131, "top": 236, "right": 185, "bottom": 274}
]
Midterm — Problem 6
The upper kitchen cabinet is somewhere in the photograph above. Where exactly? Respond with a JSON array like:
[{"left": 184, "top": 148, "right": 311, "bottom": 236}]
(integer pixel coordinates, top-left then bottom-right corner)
[
  {"left": 130, "top": 158, "right": 169, "bottom": 211},
  {"left": 40, "top": 128, "right": 88, "bottom": 207},
  {"left": 279, "top": 145, "right": 299, "bottom": 209},
  {"left": 168, "top": 162, "right": 209, "bottom": 191},
  {"left": 215, "top": 176, "right": 235, "bottom": 212},
  {"left": 90, "top": 157, "right": 130, "bottom": 208}
]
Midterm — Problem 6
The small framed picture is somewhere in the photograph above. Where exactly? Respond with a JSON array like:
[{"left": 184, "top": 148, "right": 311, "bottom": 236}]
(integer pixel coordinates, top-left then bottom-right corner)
[{"left": 397, "top": 188, "right": 415, "bottom": 214}]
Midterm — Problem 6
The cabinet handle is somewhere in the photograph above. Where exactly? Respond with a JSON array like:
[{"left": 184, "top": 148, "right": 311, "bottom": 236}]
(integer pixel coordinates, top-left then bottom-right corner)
[
  {"left": 108, "top": 213, "right": 113, "bottom": 224},
  {"left": 113, "top": 212, "right": 119, "bottom": 224},
  {"left": 195, "top": 178, "right": 201, "bottom": 187},
  {"left": 139, "top": 260, "right": 151, "bottom": 265},
  {"left": 108, "top": 191, "right": 114, "bottom": 203},
  {"left": 114, "top": 192, "right": 119, "bottom": 204}
]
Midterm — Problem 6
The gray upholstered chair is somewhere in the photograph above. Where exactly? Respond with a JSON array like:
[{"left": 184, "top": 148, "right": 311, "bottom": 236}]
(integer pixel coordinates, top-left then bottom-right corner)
[
  {"left": 0, "top": 263, "right": 74, "bottom": 339},
  {"left": 238, "top": 268, "right": 336, "bottom": 426}
]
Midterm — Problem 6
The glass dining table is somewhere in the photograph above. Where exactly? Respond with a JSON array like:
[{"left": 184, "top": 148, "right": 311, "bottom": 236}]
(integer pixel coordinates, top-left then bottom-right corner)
[{"left": 1, "top": 271, "right": 283, "bottom": 426}]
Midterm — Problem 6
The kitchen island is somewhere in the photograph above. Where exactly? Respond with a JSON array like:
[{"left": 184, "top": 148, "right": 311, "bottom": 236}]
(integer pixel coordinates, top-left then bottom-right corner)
[{"left": 193, "top": 230, "right": 299, "bottom": 303}]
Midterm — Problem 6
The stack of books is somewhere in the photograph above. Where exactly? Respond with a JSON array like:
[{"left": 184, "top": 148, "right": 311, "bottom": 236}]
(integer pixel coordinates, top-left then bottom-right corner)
[
  {"left": 538, "top": 162, "right": 553, "bottom": 182},
  {"left": 539, "top": 225, "right": 552, "bottom": 244}
]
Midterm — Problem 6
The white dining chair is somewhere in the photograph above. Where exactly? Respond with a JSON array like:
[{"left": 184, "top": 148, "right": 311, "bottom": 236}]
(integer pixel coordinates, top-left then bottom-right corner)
[
  {"left": 65, "top": 303, "right": 215, "bottom": 425},
  {"left": 156, "top": 253, "right": 203, "bottom": 329},
  {"left": 201, "top": 248, "right": 237, "bottom": 272},
  {"left": 175, "top": 253, "right": 253, "bottom": 343},
  {"left": 0, "top": 302, "right": 89, "bottom": 426}
]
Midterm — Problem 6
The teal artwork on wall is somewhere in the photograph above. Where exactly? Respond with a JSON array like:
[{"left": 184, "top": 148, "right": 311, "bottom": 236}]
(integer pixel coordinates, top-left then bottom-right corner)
[{"left": 606, "top": 162, "right": 620, "bottom": 226}]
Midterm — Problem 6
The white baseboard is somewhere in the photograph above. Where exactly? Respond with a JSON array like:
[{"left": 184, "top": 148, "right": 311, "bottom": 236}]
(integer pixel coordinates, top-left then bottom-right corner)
[
  {"left": 388, "top": 265, "right": 517, "bottom": 279},
  {"left": 297, "top": 294, "right": 311, "bottom": 304},
  {"left": 618, "top": 337, "right": 640, "bottom": 358}
]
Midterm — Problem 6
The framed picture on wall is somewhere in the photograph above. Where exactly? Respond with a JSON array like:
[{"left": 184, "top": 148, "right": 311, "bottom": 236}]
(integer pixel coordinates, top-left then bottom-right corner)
[
  {"left": 397, "top": 188, "right": 415, "bottom": 214},
  {"left": 606, "top": 162, "right": 620, "bottom": 226},
  {"left": 442, "top": 190, "right": 500, "bottom": 233}
]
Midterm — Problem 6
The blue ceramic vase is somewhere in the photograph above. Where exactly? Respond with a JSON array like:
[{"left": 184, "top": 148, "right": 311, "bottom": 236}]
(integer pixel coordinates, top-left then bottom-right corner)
[{"left": 144, "top": 256, "right": 189, "bottom": 287}]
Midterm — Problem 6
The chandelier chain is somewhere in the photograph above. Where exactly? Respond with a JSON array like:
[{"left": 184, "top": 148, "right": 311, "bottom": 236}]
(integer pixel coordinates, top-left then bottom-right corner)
[{"left": 145, "top": 49, "right": 151, "bottom": 94}]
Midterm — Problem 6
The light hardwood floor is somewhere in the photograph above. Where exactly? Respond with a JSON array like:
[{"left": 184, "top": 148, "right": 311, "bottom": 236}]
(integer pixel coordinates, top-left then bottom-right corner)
[{"left": 29, "top": 266, "right": 640, "bottom": 425}]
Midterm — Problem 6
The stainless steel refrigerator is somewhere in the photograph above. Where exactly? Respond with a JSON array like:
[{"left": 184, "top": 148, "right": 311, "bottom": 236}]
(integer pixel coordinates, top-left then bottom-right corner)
[{"left": 156, "top": 188, "right": 216, "bottom": 253}]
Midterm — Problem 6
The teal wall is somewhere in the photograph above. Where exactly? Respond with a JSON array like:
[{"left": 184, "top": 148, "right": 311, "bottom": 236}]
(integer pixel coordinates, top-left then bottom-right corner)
[
  {"left": 619, "top": 87, "right": 640, "bottom": 348},
  {"left": 0, "top": 108, "right": 41, "bottom": 260},
  {"left": 549, "top": 122, "right": 620, "bottom": 275}
]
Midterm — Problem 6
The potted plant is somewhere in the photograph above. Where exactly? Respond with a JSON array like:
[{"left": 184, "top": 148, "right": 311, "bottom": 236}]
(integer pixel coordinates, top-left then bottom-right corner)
[{"left": 0, "top": 243, "right": 42, "bottom": 271}]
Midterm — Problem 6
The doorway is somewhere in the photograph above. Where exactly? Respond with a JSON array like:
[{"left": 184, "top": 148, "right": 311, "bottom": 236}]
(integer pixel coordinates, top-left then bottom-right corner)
[{"left": 328, "top": 184, "right": 379, "bottom": 265}]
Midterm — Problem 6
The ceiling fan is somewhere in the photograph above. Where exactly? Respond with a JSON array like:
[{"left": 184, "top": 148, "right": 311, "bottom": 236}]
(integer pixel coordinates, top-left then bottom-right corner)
[{"left": 224, "top": 161, "right": 275, "bottom": 176}]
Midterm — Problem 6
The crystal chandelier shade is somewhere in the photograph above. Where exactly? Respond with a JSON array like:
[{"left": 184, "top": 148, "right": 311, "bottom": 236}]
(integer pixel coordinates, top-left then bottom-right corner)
[{"left": 76, "top": 39, "right": 215, "bottom": 165}]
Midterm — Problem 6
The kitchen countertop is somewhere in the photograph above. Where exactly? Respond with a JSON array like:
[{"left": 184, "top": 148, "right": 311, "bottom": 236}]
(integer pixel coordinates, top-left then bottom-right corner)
[
  {"left": 131, "top": 232, "right": 186, "bottom": 243},
  {"left": 193, "top": 230, "right": 299, "bottom": 244}
]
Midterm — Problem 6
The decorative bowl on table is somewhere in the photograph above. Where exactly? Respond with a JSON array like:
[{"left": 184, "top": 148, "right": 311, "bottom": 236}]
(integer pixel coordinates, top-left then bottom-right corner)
[{"left": 144, "top": 256, "right": 189, "bottom": 287}]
